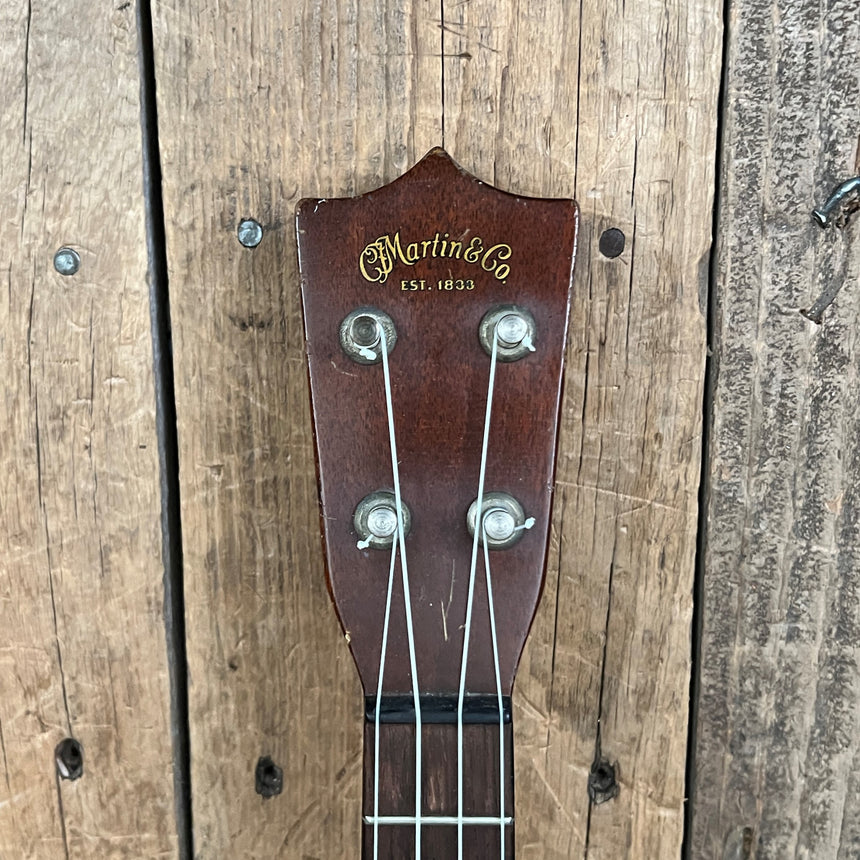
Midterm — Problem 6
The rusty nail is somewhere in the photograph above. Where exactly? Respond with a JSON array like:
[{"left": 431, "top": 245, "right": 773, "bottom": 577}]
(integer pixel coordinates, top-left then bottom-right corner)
[
  {"left": 587, "top": 757, "right": 619, "bottom": 805},
  {"left": 800, "top": 277, "right": 847, "bottom": 325},
  {"left": 801, "top": 176, "right": 859, "bottom": 323},
  {"left": 599, "top": 227, "right": 626, "bottom": 258},
  {"left": 723, "top": 825, "right": 754, "bottom": 860}
]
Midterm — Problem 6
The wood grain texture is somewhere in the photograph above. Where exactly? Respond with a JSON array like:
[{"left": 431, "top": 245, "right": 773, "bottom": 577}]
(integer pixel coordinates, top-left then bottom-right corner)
[
  {"left": 153, "top": 0, "right": 720, "bottom": 855},
  {"left": 442, "top": 1, "right": 721, "bottom": 857},
  {"left": 691, "top": 0, "right": 860, "bottom": 855},
  {"left": 0, "top": 1, "right": 176, "bottom": 857},
  {"left": 362, "top": 723, "right": 514, "bottom": 858},
  {"left": 151, "top": 1, "right": 440, "bottom": 856}
]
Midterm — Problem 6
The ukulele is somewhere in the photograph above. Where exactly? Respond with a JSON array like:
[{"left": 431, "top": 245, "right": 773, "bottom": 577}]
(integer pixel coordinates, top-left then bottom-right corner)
[{"left": 297, "top": 149, "right": 578, "bottom": 859}]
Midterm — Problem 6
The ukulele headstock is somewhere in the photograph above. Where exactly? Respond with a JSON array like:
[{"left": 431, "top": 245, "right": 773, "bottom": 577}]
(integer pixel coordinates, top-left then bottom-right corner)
[{"left": 297, "top": 149, "right": 577, "bottom": 698}]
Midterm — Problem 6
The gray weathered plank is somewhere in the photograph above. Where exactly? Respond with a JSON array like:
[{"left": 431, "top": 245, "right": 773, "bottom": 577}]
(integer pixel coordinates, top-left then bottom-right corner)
[{"left": 692, "top": 0, "right": 860, "bottom": 854}]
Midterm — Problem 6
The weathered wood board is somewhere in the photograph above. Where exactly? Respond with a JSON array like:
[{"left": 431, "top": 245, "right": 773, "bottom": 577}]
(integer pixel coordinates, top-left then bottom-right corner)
[
  {"left": 691, "top": 0, "right": 860, "bottom": 855},
  {"left": 441, "top": 1, "right": 718, "bottom": 857},
  {"left": 12, "top": 0, "right": 859, "bottom": 857},
  {"left": 0, "top": 1, "right": 177, "bottom": 857},
  {"left": 151, "top": 2, "right": 440, "bottom": 856},
  {"left": 153, "top": 0, "right": 720, "bottom": 857}
]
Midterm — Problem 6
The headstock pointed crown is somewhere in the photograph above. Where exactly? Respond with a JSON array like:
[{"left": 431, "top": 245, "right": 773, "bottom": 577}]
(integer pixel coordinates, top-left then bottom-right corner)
[{"left": 297, "top": 149, "right": 578, "bottom": 698}]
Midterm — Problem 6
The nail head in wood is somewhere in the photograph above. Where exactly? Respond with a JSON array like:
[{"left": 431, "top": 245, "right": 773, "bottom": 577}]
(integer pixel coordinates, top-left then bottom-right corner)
[
  {"left": 55, "top": 738, "right": 84, "bottom": 781},
  {"left": 599, "top": 227, "right": 625, "bottom": 258},
  {"left": 53, "top": 247, "right": 81, "bottom": 276},
  {"left": 254, "top": 756, "right": 283, "bottom": 798},
  {"left": 237, "top": 218, "right": 263, "bottom": 248}
]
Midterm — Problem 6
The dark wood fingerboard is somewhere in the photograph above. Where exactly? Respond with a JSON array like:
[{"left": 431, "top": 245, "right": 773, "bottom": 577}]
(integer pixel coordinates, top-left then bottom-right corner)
[{"left": 362, "top": 721, "right": 514, "bottom": 859}]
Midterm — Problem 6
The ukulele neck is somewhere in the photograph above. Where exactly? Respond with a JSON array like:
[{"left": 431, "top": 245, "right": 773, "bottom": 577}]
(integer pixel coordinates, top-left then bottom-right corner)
[{"left": 363, "top": 695, "right": 514, "bottom": 858}]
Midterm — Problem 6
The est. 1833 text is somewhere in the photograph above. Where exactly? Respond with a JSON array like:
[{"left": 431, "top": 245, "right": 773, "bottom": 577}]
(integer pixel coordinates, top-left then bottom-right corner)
[{"left": 401, "top": 278, "right": 476, "bottom": 292}]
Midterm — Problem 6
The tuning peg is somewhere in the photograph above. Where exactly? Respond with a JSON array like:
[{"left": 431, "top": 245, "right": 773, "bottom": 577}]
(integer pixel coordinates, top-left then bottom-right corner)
[
  {"left": 478, "top": 305, "right": 537, "bottom": 361},
  {"left": 339, "top": 307, "right": 397, "bottom": 365},
  {"left": 466, "top": 492, "right": 533, "bottom": 549},
  {"left": 354, "top": 491, "right": 411, "bottom": 550}
]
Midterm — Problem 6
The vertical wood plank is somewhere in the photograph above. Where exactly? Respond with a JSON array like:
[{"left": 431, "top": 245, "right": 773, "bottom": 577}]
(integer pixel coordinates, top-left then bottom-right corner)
[
  {"left": 692, "top": 0, "right": 860, "bottom": 855},
  {"left": 443, "top": 0, "right": 721, "bottom": 857},
  {"left": 0, "top": 1, "right": 177, "bottom": 857},
  {"left": 151, "top": 1, "right": 440, "bottom": 855},
  {"left": 155, "top": 0, "right": 720, "bottom": 854}
]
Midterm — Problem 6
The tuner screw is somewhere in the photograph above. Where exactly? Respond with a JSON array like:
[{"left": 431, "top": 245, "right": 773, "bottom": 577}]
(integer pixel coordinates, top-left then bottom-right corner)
[
  {"left": 354, "top": 491, "right": 411, "bottom": 549},
  {"left": 340, "top": 307, "right": 397, "bottom": 365},
  {"left": 478, "top": 305, "right": 537, "bottom": 361},
  {"left": 466, "top": 492, "right": 533, "bottom": 549}
]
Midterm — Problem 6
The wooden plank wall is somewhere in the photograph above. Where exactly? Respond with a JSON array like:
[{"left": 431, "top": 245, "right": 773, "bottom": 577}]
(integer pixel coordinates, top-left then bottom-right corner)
[
  {"left": 691, "top": 0, "right": 860, "bottom": 856},
  {"left": 5, "top": 0, "right": 860, "bottom": 858},
  {"left": 442, "top": 3, "right": 719, "bottom": 859},
  {"left": 150, "top": 1, "right": 440, "bottom": 855},
  {"left": 0, "top": 1, "right": 177, "bottom": 857},
  {"left": 151, "top": 1, "right": 720, "bottom": 858},
  {"left": 35, "top": 0, "right": 860, "bottom": 857}
]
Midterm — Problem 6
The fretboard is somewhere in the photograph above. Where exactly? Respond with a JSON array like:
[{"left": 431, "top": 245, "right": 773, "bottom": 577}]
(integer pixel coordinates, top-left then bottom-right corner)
[{"left": 362, "top": 695, "right": 515, "bottom": 859}]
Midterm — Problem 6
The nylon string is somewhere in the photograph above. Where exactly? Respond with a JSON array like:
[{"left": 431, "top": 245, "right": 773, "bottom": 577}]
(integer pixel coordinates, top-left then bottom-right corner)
[
  {"left": 378, "top": 326, "right": 423, "bottom": 856},
  {"left": 364, "top": 320, "right": 518, "bottom": 855},
  {"left": 371, "top": 534, "right": 398, "bottom": 860},
  {"left": 457, "top": 324, "right": 501, "bottom": 859},
  {"left": 482, "top": 521, "right": 506, "bottom": 857}
]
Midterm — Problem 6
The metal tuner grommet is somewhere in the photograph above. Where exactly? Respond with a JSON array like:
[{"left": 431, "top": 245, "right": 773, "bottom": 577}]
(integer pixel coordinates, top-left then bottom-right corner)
[
  {"left": 466, "top": 492, "right": 531, "bottom": 550},
  {"left": 354, "top": 491, "right": 412, "bottom": 550},
  {"left": 339, "top": 307, "right": 397, "bottom": 365},
  {"left": 478, "top": 305, "right": 537, "bottom": 361}
]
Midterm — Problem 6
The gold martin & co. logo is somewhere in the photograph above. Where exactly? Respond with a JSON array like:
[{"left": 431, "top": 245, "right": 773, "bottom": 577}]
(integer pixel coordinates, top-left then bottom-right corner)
[{"left": 359, "top": 231, "right": 512, "bottom": 284}]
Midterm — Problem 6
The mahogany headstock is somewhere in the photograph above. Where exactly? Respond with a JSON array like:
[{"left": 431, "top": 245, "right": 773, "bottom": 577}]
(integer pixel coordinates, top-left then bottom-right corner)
[{"left": 297, "top": 149, "right": 577, "bottom": 698}]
